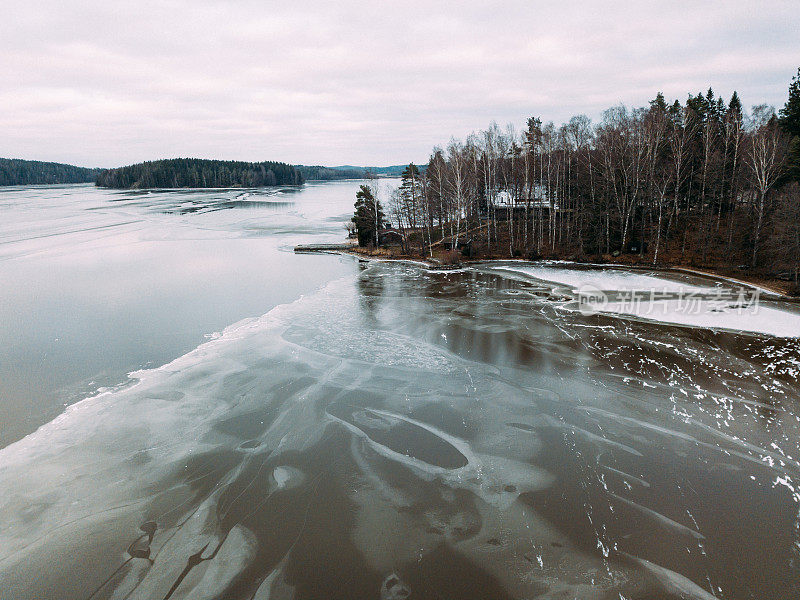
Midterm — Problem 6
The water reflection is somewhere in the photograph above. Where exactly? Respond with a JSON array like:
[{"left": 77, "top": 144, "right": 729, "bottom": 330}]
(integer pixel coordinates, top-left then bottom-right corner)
[{"left": 357, "top": 262, "right": 385, "bottom": 324}]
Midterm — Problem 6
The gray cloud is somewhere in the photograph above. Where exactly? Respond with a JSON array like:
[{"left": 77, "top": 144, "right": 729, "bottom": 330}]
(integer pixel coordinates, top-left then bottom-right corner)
[{"left": 1, "top": 0, "right": 798, "bottom": 167}]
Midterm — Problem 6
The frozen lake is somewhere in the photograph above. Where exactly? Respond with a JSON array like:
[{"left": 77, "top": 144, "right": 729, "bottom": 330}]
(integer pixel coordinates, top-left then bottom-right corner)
[{"left": 1, "top": 182, "right": 800, "bottom": 599}]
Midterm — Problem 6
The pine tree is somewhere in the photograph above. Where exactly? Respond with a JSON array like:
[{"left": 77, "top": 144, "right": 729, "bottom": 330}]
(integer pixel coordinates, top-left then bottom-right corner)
[
  {"left": 396, "top": 164, "right": 424, "bottom": 251},
  {"left": 351, "top": 185, "right": 384, "bottom": 247},
  {"left": 650, "top": 92, "right": 668, "bottom": 113},
  {"left": 779, "top": 67, "right": 800, "bottom": 137},
  {"left": 728, "top": 92, "right": 743, "bottom": 124},
  {"left": 399, "top": 164, "right": 422, "bottom": 202},
  {"left": 779, "top": 68, "right": 800, "bottom": 181}
]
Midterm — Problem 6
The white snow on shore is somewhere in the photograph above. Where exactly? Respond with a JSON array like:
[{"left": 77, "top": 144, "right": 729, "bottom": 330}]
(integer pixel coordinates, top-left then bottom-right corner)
[
  {"left": 491, "top": 265, "right": 715, "bottom": 293},
  {"left": 585, "top": 296, "right": 800, "bottom": 338},
  {"left": 490, "top": 264, "right": 800, "bottom": 338}
]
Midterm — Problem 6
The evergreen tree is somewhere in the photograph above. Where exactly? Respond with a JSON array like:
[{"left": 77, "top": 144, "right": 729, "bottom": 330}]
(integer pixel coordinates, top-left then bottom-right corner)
[
  {"left": 649, "top": 92, "right": 668, "bottom": 113},
  {"left": 351, "top": 184, "right": 384, "bottom": 247},
  {"left": 399, "top": 164, "right": 422, "bottom": 199},
  {"left": 779, "top": 67, "right": 800, "bottom": 181},
  {"left": 728, "top": 92, "right": 743, "bottom": 124},
  {"left": 394, "top": 164, "right": 425, "bottom": 253},
  {"left": 706, "top": 88, "right": 717, "bottom": 118},
  {"left": 779, "top": 67, "right": 800, "bottom": 137}
]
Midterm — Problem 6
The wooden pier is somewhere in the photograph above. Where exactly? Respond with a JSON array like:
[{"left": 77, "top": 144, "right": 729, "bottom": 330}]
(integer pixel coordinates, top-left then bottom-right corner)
[{"left": 293, "top": 243, "right": 355, "bottom": 253}]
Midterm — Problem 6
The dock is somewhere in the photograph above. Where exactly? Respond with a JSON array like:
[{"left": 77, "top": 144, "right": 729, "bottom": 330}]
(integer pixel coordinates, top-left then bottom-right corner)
[{"left": 293, "top": 243, "right": 355, "bottom": 253}]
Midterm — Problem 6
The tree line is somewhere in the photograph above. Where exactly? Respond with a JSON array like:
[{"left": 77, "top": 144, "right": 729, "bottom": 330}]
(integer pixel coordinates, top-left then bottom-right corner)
[
  {"left": 298, "top": 165, "right": 411, "bottom": 180},
  {"left": 296, "top": 165, "right": 366, "bottom": 181},
  {"left": 96, "top": 158, "right": 303, "bottom": 189},
  {"left": 0, "top": 158, "right": 101, "bottom": 186},
  {"left": 379, "top": 69, "right": 800, "bottom": 282}
]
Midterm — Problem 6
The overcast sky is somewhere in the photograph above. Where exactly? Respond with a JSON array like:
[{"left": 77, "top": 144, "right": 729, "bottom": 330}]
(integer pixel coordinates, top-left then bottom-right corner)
[{"left": 2, "top": 1, "right": 798, "bottom": 168}]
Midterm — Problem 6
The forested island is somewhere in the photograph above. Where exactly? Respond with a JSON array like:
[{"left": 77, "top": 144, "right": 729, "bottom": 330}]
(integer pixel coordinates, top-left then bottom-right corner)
[
  {"left": 0, "top": 158, "right": 101, "bottom": 186},
  {"left": 96, "top": 158, "right": 303, "bottom": 189},
  {"left": 350, "top": 68, "right": 800, "bottom": 292}
]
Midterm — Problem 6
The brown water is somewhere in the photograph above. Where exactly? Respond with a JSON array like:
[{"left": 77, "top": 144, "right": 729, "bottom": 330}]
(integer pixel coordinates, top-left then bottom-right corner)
[{"left": 1, "top": 184, "right": 800, "bottom": 600}]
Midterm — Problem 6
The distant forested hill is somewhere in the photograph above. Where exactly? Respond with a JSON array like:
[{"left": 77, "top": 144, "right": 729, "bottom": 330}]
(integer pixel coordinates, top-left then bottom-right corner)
[
  {"left": 331, "top": 165, "right": 411, "bottom": 177},
  {"left": 96, "top": 158, "right": 303, "bottom": 189},
  {"left": 295, "top": 165, "right": 366, "bottom": 180},
  {"left": 0, "top": 158, "right": 101, "bottom": 186},
  {"left": 296, "top": 164, "right": 417, "bottom": 180}
]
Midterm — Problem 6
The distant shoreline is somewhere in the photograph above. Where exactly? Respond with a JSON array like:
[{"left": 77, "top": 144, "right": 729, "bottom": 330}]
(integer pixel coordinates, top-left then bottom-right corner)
[{"left": 1, "top": 156, "right": 410, "bottom": 187}]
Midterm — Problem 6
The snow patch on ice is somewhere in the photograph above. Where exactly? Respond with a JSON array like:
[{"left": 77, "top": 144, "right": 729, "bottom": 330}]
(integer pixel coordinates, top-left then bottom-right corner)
[
  {"left": 490, "top": 265, "right": 714, "bottom": 293},
  {"left": 488, "top": 263, "right": 800, "bottom": 339},
  {"left": 585, "top": 297, "right": 800, "bottom": 339}
]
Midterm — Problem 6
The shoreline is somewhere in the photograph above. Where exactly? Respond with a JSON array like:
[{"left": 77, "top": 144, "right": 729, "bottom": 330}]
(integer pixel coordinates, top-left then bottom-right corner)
[{"left": 295, "top": 243, "right": 796, "bottom": 300}]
